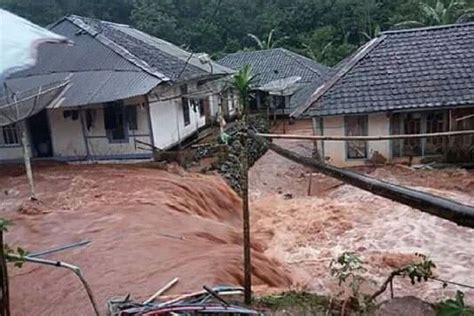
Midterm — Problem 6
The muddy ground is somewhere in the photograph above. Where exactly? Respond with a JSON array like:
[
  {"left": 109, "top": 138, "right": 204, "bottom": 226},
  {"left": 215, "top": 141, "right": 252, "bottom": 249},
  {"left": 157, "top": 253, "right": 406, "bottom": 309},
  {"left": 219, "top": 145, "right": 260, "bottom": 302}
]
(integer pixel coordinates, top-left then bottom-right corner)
[{"left": 1, "top": 119, "right": 474, "bottom": 315}]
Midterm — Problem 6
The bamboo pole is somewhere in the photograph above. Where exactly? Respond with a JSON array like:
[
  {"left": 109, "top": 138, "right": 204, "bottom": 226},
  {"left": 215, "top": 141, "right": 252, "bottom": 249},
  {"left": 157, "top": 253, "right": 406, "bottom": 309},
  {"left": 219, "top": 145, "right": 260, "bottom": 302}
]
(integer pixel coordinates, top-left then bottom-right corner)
[
  {"left": 7, "top": 255, "right": 100, "bottom": 316},
  {"left": 20, "top": 122, "right": 35, "bottom": 199},
  {"left": 250, "top": 132, "right": 474, "bottom": 228},
  {"left": 256, "top": 129, "right": 474, "bottom": 141},
  {"left": 143, "top": 277, "right": 179, "bottom": 304}
]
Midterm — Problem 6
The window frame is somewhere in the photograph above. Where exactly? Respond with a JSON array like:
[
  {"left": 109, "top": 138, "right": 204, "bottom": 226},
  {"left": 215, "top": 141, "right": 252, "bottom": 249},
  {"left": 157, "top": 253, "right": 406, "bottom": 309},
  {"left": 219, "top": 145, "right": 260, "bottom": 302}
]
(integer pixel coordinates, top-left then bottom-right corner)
[
  {"left": 344, "top": 115, "right": 368, "bottom": 160},
  {"left": 104, "top": 102, "right": 129, "bottom": 144},
  {"left": 181, "top": 85, "right": 191, "bottom": 126},
  {"left": 1, "top": 124, "right": 21, "bottom": 147}
]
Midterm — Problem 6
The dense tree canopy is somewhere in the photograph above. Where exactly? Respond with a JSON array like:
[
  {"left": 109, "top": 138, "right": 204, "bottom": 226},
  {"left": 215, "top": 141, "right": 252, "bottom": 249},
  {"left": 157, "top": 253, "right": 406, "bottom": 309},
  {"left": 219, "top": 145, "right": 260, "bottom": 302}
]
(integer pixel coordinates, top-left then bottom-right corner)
[{"left": 2, "top": 0, "right": 473, "bottom": 66}]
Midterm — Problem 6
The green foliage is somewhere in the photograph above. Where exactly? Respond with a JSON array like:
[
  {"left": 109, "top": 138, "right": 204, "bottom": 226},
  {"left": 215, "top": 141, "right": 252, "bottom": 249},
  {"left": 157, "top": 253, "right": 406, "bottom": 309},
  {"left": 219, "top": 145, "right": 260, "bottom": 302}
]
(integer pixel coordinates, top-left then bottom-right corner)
[
  {"left": 232, "top": 65, "right": 256, "bottom": 112},
  {"left": 254, "top": 291, "right": 330, "bottom": 314},
  {"left": 2, "top": 0, "right": 474, "bottom": 65},
  {"left": 247, "top": 29, "right": 289, "bottom": 50},
  {"left": 330, "top": 252, "right": 371, "bottom": 309},
  {"left": 437, "top": 291, "right": 474, "bottom": 316},
  {"left": 0, "top": 218, "right": 13, "bottom": 232},
  {"left": 398, "top": 253, "right": 436, "bottom": 285},
  {"left": 0, "top": 218, "right": 28, "bottom": 268},
  {"left": 394, "top": 0, "right": 474, "bottom": 28}
]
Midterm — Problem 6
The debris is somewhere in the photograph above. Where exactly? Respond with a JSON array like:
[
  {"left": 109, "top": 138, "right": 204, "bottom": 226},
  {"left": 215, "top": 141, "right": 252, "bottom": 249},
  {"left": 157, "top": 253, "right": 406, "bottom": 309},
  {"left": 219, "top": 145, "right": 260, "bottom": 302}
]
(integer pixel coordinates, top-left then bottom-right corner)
[
  {"left": 143, "top": 277, "right": 179, "bottom": 305},
  {"left": 108, "top": 286, "right": 260, "bottom": 315},
  {"left": 29, "top": 240, "right": 91, "bottom": 258}
]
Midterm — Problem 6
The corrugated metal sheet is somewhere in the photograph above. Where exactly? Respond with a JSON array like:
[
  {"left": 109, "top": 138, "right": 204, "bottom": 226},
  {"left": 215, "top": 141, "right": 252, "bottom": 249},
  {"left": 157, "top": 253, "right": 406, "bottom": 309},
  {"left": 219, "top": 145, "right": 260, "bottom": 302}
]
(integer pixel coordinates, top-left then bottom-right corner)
[
  {"left": 7, "top": 19, "right": 162, "bottom": 108},
  {"left": 11, "top": 20, "right": 138, "bottom": 78},
  {"left": 6, "top": 70, "right": 159, "bottom": 108}
]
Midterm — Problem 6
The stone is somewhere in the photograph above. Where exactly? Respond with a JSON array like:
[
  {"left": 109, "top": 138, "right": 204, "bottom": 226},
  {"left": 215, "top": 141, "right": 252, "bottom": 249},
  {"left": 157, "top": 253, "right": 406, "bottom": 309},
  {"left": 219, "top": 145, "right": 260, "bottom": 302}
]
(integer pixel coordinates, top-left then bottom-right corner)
[{"left": 376, "top": 296, "right": 436, "bottom": 316}]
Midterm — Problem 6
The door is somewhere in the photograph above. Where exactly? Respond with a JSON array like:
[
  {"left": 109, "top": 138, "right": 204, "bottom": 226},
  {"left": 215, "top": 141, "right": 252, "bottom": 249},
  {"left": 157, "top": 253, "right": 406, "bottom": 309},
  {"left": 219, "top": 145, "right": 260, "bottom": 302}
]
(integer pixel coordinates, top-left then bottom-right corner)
[{"left": 28, "top": 109, "right": 53, "bottom": 157}]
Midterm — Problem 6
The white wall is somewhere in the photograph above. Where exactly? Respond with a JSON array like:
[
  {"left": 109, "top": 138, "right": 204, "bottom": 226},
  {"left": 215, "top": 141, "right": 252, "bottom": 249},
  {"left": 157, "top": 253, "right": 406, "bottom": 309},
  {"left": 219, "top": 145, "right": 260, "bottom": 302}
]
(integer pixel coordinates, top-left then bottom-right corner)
[
  {"left": 148, "top": 82, "right": 207, "bottom": 150},
  {"left": 0, "top": 124, "right": 23, "bottom": 161},
  {"left": 0, "top": 146, "right": 23, "bottom": 161},
  {"left": 319, "top": 113, "right": 390, "bottom": 167},
  {"left": 49, "top": 108, "right": 87, "bottom": 159},
  {"left": 48, "top": 96, "right": 153, "bottom": 160}
]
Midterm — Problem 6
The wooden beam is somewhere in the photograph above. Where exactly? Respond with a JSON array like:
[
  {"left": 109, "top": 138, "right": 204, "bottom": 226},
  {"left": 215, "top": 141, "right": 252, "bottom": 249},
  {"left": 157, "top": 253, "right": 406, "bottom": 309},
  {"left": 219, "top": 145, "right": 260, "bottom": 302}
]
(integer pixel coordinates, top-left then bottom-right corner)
[
  {"left": 256, "top": 129, "right": 474, "bottom": 141},
  {"left": 250, "top": 132, "right": 474, "bottom": 228}
]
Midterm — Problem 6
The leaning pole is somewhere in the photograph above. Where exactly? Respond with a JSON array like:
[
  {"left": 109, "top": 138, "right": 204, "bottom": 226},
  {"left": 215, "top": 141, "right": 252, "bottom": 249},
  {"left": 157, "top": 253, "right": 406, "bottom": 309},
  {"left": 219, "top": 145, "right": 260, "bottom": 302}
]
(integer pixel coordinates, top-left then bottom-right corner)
[{"left": 250, "top": 132, "right": 474, "bottom": 229}]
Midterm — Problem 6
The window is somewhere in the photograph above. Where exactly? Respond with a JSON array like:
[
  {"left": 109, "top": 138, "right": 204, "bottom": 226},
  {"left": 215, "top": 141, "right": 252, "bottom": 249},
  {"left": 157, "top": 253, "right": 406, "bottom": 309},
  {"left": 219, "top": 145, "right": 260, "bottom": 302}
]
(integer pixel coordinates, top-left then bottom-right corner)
[
  {"left": 425, "top": 112, "right": 445, "bottom": 155},
  {"left": 403, "top": 113, "right": 422, "bottom": 156},
  {"left": 1, "top": 124, "right": 20, "bottom": 145},
  {"left": 345, "top": 115, "right": 368, "bottom": 159},
  {"left": 272, "top": 95, "right": 286, "bottom": 109},
  {"left": 228, "top": 89, "right": 235, "bottom": 111},
  {"left": 391, "top": 111, "right": 447, "bottom": 157},
  {"left": 104, "top": 102, "right": 127, "bottom": 142},
  {"left": 126, "top": 105, "right": 138, "bottom": 131}
]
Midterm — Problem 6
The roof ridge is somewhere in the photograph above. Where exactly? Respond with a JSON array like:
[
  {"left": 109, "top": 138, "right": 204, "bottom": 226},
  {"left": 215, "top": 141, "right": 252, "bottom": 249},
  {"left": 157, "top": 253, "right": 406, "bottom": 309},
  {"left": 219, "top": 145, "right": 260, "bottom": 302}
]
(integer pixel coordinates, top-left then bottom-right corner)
[
  {"left": 64, "top": 15, "right": 170, "bottom": 81},
  {"left": 290, "top": 36, "right": 387, "bottom": 118},
  {"left": 220, "top": 48, "right": 284, "bottom": 58},
  {"left": 381, "top": 22, "right": 474, "bottom": 35}
]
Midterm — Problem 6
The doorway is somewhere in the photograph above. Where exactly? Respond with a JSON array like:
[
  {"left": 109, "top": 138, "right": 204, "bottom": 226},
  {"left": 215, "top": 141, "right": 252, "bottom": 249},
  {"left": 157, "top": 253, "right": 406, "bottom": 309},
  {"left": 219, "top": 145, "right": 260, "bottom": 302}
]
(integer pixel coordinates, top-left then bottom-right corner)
[{"left": 28, "top": 110, "right": 53, "bottom": 157}]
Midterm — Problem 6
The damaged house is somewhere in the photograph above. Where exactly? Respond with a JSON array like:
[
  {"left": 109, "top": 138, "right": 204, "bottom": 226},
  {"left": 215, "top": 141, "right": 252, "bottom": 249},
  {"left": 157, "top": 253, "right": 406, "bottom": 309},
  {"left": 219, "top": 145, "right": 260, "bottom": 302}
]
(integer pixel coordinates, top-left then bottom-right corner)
[
  {"left": 218, "top": 48, "right": 329, "bottom": 115},
  {"left": 292, "top": 23, "right": 474, "bottom": 167},
  {"left": 0, "top": 15, "right": 233, "bottom": 162}
]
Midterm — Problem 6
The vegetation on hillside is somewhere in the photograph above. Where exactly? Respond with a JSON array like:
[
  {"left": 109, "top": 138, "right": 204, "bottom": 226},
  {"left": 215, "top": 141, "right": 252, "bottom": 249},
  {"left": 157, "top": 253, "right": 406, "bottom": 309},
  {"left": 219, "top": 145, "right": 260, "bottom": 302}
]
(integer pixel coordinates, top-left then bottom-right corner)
[{"left": 1, "top": 0, "right": 473, "bottom": 65}]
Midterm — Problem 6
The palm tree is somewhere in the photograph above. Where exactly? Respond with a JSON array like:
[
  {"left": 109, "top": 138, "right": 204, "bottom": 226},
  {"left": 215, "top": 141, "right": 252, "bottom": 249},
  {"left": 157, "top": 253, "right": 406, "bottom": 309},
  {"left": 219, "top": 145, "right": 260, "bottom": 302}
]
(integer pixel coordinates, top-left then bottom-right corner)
[
  {"left": 361, "top": 24, "right": 382, "bottom": 40},
  {"left": 303, "top": 42, "right": 333, "bottom": 62},
  {"left": 247, "top": 29, "right": 289, "bottom": 50},
  {"left": 232, "top": 64, "right": 256, "bottom": 305},
  {"left": 394, "top": 0, "right": 474, "bottom": 29},
  {"left": 232, "top": 64, "right": 256, "bottom": 114}
]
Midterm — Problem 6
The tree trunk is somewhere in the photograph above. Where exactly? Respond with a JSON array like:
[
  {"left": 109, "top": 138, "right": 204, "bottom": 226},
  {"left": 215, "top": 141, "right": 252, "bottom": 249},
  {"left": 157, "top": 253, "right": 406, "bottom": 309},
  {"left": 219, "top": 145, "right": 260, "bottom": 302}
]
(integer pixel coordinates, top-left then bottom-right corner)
[
  {"left": 240, "top": 117, "right": 252, "bottom": 305},
  {"left": 0, "top": 230, "right": 10, "bottom": 316}
]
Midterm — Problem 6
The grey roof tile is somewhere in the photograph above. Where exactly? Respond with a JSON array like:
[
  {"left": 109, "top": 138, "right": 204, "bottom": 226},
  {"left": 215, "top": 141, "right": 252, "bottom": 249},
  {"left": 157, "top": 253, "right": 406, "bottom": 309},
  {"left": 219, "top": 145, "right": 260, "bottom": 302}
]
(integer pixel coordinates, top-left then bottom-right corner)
[
  {"left": 218, "top": 48, "right": 329, "bottom": 87},
  {"left": 296, "top": 23, "right": 474, "bottom": 117}
]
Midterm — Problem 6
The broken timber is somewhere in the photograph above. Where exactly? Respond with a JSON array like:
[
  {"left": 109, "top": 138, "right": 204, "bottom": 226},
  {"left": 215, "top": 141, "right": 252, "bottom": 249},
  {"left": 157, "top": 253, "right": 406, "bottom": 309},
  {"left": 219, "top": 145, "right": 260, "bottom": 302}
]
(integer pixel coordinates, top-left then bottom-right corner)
[{"left": 250, "top": 132, "right": 474, "bottom": 228}]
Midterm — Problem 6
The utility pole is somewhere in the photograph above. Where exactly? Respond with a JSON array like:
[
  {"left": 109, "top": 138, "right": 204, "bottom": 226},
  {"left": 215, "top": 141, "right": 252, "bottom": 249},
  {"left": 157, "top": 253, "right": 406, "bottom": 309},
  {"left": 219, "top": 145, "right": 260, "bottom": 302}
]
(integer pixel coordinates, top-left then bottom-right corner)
[{"left": 240, "top": 103, "right": 251, "bottom": 305}]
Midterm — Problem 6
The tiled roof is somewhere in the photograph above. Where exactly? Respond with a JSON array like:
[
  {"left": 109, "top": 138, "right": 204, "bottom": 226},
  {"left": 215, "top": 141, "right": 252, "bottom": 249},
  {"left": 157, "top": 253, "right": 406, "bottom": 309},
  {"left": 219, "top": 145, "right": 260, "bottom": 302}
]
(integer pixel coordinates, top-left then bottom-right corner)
[
  {"left": 7, "top": 15, "right": 233, "bottom": 108},
  {"left": 66, "top": 15, "right": 233, "bottom": 82},
  {"left": 294, "top": 23, "right": 474, "bottom": 117},
  {"left": 218, "top": 48, "right": 329, "bottom": 87}
]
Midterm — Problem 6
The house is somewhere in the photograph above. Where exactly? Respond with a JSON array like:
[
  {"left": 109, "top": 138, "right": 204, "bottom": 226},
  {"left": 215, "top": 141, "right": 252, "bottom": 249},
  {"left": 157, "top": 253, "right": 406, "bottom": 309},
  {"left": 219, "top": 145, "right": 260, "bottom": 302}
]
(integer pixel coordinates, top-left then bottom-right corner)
[
  {"left": 0, "top": 15, "right": 233, "bottom": 163},
  {"left": 218, "top": 48, "right": 329, "bottom": 115},
  {"left": 292, "top": 23, "right": 474, "bottom": 167}
]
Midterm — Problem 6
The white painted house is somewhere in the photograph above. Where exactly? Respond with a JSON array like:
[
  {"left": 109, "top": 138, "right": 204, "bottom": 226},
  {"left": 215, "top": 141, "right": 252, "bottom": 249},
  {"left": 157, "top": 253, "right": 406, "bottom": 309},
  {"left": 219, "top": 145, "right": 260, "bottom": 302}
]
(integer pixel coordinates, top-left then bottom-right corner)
[
  {"left": 1, "top": 15, "right": 233, "bottom": 162},
  {"left": 292, "top": 24, "right": 474, "bottom": 167}
]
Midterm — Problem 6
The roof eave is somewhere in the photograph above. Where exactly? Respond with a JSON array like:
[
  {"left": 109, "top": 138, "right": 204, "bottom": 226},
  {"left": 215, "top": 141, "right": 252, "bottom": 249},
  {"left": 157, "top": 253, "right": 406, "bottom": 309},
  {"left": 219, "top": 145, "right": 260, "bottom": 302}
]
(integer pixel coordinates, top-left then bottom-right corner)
[{"left": 290, "top": 36, "right": 387, "bottom": 119}]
